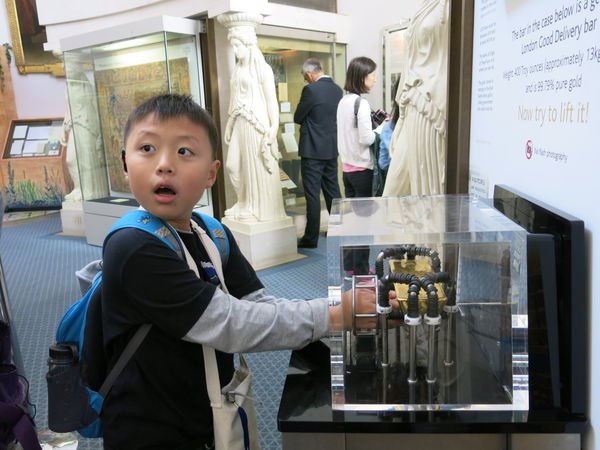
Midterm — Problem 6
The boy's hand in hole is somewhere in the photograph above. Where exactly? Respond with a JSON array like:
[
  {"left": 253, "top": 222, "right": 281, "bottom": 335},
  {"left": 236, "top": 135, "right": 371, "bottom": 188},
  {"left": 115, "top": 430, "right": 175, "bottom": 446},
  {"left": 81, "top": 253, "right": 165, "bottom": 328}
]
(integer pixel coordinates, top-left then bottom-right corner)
[{"left": 329, "top": 285, "right": 401, "bottom": 330}]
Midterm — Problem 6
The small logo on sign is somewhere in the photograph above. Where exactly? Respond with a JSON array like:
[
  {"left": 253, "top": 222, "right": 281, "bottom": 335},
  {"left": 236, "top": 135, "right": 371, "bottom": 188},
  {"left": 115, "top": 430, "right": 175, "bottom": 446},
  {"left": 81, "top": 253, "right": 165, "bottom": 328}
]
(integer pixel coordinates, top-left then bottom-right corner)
[{"left": 525, "top": 140, "right": 533, "bottom": 160}]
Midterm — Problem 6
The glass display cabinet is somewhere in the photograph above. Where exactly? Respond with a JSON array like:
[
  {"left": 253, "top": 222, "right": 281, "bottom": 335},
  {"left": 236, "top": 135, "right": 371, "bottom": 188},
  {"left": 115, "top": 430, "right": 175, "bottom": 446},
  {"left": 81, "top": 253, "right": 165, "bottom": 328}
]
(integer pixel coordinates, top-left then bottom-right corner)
[
  {"left": 1, "top": 118, "right": 68, "bottom": 211},
  {"left": 327, "top": 195, "right": 529, "bottom": 412},
  {"left": 60, "top": 16, "right": 208, "bottom": 245},
  {"left": 257, "top": 30, "right": 346, "bottom": 215},
  {"left": 279, "top": 188, "right": 586, "bottom": 448}
]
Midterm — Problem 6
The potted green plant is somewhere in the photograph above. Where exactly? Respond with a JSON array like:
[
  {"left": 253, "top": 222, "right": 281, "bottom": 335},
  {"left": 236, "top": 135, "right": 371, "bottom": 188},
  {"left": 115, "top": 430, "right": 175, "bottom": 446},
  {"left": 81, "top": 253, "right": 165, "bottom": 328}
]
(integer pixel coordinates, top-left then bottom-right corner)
[{"left": 0, "top": 43, "right": 13, "bottom": 92}]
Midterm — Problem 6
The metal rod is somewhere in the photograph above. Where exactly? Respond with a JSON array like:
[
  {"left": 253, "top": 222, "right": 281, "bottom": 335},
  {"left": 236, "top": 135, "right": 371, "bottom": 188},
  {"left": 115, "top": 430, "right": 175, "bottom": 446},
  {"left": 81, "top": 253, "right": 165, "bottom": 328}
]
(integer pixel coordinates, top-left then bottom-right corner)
[
  {"left": 395, "top": 325, "right": 401, "bottom": 364},
  {"left": 346, "top": 330, "right": 353, "bottom": 366},
  {"left": 409, "top": 375, "right": 416, "bottom": 417},
  {"left": 444, "top": 303, "right": 458, "bottom": 366},
  {"left": 426, "top": 323, "right": 437, "bottom": 383},
  {"left": 382, "top": 363, "right": 388, "bottom": 404},
  {"left": 423, "top": 310, "right": 441, "bottom": 384},
  {"left": 444, "top": 308, "right": 456, "bottom": 366},
  {"left": 428, "top": 380, "right": 435, "bottom": 418},
  {"left": 408, "top": 325, "right": 417, "bottom": 383},
  {"left": 381, "top": 314, "right": 389, "bottom": 366}
]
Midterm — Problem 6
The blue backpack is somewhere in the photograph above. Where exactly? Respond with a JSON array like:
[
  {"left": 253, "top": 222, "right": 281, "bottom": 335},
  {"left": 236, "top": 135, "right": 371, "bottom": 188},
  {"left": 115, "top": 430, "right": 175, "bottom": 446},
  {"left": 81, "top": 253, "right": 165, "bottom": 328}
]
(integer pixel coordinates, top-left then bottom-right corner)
[{"left": 46, "top": 210, "right": 229, "bottom": 438}]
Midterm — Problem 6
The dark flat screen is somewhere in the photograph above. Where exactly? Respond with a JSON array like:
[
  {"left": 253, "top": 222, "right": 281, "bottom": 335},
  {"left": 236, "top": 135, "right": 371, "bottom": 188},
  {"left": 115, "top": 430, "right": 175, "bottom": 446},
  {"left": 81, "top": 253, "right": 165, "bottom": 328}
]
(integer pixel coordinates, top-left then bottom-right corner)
[{"left": 493, "top": 184, "right": 586, "bottom": 415}]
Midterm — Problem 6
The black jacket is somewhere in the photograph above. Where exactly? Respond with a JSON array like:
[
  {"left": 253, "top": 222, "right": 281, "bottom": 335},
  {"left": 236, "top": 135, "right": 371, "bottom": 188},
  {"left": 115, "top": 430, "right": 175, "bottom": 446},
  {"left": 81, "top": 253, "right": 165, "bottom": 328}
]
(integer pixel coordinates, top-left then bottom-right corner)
[{"left": 294, "top": 76, "right": 343, "bottom": 160}]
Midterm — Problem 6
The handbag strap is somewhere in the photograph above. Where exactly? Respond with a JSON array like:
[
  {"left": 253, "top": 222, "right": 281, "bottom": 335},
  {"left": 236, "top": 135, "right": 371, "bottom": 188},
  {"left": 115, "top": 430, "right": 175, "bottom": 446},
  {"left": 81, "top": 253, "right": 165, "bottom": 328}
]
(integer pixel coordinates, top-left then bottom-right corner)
[
  {"left": 353, "top": 95, "right": 361, "bottom": 128},
  {"left": 202, "top": 346, "right": 223, "bottom": 408},
  {"left": 190, "top": 221, "right": 229, "bottom": 295},
  {"left": 185, "top": 221, "right": 231, "bottom": 408}
]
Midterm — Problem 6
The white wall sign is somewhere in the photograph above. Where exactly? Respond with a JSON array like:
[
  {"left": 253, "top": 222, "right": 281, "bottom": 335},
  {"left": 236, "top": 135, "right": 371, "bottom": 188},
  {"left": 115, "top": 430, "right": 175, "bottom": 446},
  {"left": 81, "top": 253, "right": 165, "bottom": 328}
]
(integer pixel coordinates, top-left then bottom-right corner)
[
  {"left": 470, "top": 0, "right": 600, "bottom": 204},
  {"left": 469, "top": 2, "right": 600, "bottom": 448}
]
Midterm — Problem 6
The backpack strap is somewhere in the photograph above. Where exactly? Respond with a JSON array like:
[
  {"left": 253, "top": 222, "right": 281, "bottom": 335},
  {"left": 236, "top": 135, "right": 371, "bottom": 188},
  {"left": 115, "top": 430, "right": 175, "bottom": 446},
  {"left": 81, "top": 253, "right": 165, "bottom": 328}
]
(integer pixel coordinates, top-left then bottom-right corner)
[
  {"left": 105, "top": 210, "right": 230, "bottom": 267},
  {"left": 105, "top": 210, "right": 184, "bottom": 260},
  {"left": 98, "top": 323, "right": 151, "bottom": 398},
  {"left": 192, "top": 211, "right": 230, "bottom": 267}
]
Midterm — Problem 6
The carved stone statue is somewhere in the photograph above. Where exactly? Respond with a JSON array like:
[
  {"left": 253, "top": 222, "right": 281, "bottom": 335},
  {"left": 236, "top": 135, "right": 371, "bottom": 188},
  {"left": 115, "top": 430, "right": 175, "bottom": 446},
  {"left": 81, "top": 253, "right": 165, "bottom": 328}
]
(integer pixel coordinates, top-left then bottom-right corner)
[
  {"left": 61, "top": 93, "right": 81, "bottom": 202},
  {"left": 383, "top": 0, "right": 449, "bottom": 196},
  {"left": 64, "top": 71, "right": 109, "bottom": 201},
  {"left": 218, "top": 12, "right": 286, "bottom": 223}
]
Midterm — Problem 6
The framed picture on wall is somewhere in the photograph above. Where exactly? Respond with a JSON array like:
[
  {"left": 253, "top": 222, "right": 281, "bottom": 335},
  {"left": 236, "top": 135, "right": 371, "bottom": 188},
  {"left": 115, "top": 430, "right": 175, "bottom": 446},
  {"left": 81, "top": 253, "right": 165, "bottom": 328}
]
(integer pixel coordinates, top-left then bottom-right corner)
[
  {"left": 4, "top": 0, "right": 64, "bottom": 76},
  {"left": 1, "top": 118, "right": 71, "bottom": 211},
  {"left": 3, "top": 118, "right": 63, "bottom": 159}
]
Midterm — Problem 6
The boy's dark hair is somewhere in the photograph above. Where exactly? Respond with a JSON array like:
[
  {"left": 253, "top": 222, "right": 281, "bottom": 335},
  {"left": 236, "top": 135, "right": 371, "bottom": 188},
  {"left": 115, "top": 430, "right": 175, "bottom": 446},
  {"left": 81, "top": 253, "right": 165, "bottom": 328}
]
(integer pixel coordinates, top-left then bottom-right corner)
[
  {"left": 344, "top": 57, "right": 377, "bottom": 95},
  {"left": 123, "top": 93, "right": 219, "bottom": 159}
]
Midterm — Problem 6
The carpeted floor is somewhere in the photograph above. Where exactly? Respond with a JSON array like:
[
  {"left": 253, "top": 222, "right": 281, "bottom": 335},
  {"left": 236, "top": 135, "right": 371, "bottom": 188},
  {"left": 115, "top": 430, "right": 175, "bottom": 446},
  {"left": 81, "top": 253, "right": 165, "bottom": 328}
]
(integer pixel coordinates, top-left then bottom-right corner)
[{"left": 0, "top": 212, "right": 328, "bottom": 450}]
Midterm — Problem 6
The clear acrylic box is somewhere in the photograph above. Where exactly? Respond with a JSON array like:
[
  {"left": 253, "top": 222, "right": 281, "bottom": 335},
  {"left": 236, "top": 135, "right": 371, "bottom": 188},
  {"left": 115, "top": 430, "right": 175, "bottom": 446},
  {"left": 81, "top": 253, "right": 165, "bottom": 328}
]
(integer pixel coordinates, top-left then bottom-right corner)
[{"left": 327, "top": 195, "right": 529, "bottom": 411}]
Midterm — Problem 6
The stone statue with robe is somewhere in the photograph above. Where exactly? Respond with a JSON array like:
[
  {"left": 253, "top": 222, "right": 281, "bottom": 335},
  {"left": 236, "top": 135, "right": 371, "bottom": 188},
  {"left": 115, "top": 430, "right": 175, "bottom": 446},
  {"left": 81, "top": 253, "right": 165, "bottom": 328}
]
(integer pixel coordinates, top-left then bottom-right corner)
[
  {"left": 219, "top": 13, "right": 286, "bottom": 223},
  {"left": 383, "top": 0, "right": 450, "bottom": 196}
]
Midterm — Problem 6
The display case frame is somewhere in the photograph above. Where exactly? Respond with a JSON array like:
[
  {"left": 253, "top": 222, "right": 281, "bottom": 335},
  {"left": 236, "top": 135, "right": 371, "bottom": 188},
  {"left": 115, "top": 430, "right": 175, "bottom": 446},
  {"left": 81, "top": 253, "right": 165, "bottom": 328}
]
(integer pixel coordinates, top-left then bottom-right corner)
[
  {"left": 256, "top": 25, "right": 346, "bottom": 214},
  {"left": 382, "top": 20, "right": 410, "bottom": 114}
]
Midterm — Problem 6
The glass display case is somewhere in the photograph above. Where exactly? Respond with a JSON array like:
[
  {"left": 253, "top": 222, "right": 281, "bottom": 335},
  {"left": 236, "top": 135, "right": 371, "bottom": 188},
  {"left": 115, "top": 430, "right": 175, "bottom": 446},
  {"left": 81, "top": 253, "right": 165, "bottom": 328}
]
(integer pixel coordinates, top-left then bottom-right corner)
[
  {"left": 1, "top": 118, "right": 69, "bottom": 211},
  {"left": 382, "top": 21, "right": 410, "bottom": 114},
  {"left": 257, "top": 31, "right": 346, "bottom": 214},
  {"left": 60, "top": 16, "right": 209, "bottom": 245},
  {"left": 328, "top": 195, "right": 529, "bottom": 412}
]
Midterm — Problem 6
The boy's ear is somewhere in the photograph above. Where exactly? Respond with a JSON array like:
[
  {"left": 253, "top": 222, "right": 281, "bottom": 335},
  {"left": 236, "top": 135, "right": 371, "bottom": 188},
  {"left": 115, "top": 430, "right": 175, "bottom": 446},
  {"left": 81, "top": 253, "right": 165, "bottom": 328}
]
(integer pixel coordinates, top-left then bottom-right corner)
[
  {"left": 121, "top": 149, "right": 128, "bottom": 173},
  {"left": 206, "top": 160, "right": 221, "bottom": 187}
]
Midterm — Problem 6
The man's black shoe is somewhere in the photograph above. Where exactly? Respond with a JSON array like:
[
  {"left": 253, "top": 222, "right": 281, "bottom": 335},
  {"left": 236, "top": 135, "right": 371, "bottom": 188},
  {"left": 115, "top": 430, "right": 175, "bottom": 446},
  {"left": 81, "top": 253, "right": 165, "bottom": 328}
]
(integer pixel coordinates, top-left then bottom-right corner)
[{"left": 297, "top": 239, "right": 318, "bottom": 249}]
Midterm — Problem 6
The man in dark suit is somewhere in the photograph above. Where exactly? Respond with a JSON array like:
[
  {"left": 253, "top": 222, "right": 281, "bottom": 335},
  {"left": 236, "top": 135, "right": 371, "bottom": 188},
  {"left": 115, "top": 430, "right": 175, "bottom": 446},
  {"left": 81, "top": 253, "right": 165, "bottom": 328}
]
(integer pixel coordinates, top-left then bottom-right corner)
[{"left": 294, "top": 58, "right": 343, "bottom": 248}]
